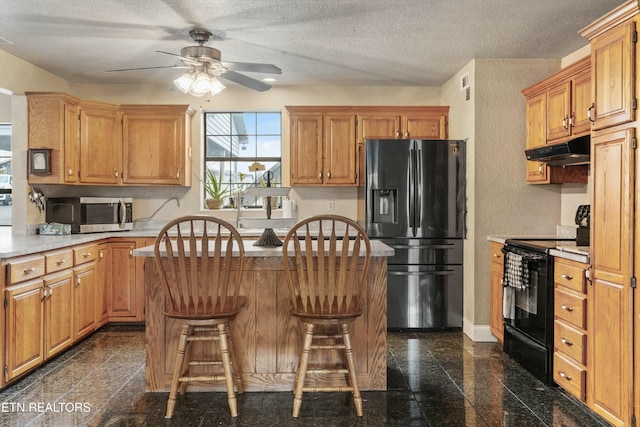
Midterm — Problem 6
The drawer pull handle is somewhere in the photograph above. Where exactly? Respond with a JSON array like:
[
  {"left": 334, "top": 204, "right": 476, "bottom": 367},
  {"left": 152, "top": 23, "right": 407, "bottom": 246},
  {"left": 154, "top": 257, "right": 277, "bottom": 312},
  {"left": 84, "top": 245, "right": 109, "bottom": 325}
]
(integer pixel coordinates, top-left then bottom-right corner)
[
  {"left": 561, "top": 337, "right": 573, "bottom": 346},
  {"left": 561, "top": 274, "right": 573, "bottom": 280},
  {"left": 23, "top": 267, "right": 36, "bottom": 275},
  {"left": 56, "top": 259, "right": 67, "bottom": 265},
  {"left": 561, "top": 304, "right": 574, "bottom": 312},
  {"left": 493, "top": 253, "right": 501, "bottom": 258},
  {"left": 83, "top": 252, "right": 91, "bottom": 258},
  {"left": 559, "top": 371, "right": 572, "bottom": 381}
]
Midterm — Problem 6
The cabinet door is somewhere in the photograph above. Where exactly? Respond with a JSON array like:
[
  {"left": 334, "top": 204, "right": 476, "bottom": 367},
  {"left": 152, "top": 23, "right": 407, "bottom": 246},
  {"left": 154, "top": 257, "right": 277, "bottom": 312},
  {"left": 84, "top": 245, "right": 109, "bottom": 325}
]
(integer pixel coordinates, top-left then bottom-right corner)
[
  {"left": 323, "top": 114, "right": 357, "bottom": 185},
  {"left": 63, "top": 102, "right": 80, "bottom": 183},
  {"left": 109, "top": 241, "right": 137, "bottom": 319},
  {"left": 357, "top": 115, "right": 401, "bottom": 143},
  {"left": 74, "top": 262, "right": 97, "bottom": 340},
  {"left": 95, "top": 244, "right": 110, "bottom": 325},
  {"left": 44, "top": 271, "right": 74, "bottom": 359},
  {"left": 356, "top": 115, "right": 401, "bottom": 187},
  {"left": 402, "top": 113, "right": 447, "bottom": 139},
  {"left": 5, "top": 279, "right": 44, "bottom": 381},
  {"left": 290, "top": 114, "right": 324, "bottom": 185},
  {"left": 80, "top": 105, "right": 121, "bottom": 184},
  {"left": 546, "top": 81, "right": 571, "bottom": 141},
  {"left": 489, "top": 243, "right": 504, "bottom": 343},
  {"left": 525, "top": 93, "right": 549, "bottom": 183},
  {"left": 591, "top": 19, "right": 635, "bottom": 130},
  {"left": 589, "top": 126, "right": 633, "bottom": 426},
  {"left": 122, "top": 110, "right": 186, "bottom": 185},
  {"left": 572, "top": 72, "right": 592, "bottom": 136}
]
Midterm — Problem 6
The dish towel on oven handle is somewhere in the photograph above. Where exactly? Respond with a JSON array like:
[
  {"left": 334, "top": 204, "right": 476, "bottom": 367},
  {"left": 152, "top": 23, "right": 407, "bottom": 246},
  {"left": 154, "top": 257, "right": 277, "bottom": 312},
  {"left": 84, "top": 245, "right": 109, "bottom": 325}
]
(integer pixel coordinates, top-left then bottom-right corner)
[{"left": 502, "top": 251, "right": 544, "bottom": 291}]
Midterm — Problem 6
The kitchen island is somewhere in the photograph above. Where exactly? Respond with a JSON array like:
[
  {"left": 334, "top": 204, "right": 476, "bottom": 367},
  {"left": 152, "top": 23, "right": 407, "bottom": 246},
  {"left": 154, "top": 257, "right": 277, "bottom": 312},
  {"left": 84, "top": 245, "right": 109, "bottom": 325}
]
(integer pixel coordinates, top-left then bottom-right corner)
[{"left": 135, "top": 240, "right": 394, "bottom": 392}]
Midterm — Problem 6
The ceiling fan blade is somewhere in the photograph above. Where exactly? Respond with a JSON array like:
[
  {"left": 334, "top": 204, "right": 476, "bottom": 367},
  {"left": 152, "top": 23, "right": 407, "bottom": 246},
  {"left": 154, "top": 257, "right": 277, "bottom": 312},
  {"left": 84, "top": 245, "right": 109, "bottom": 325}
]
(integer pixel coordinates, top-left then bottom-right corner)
[
  {"left": 220, "top": 62, "right": 282, "bottom": 74},
  {"left": 156, "top": 50, "right": 201, "bottom": 66},
  {"left": 220, "top": 70, "right": 272, "bottom": 92},
  {"left": 105, "top": 65, "right": 189, "bottom": 72}
]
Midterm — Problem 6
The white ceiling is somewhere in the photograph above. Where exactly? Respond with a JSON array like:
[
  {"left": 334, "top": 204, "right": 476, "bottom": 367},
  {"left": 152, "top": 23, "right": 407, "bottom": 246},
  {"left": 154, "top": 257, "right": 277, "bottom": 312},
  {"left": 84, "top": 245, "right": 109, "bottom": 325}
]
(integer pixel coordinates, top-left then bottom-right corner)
[{"left": 0, "top": 0, "right": 624, "bottom": 90}]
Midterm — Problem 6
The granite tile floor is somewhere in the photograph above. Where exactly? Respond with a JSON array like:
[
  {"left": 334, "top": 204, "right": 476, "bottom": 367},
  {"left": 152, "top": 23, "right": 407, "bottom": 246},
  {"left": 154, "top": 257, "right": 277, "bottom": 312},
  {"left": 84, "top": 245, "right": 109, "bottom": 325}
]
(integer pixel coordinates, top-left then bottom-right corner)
[{"left": 0, "top": 325, "right": 611, "bottom": 427}]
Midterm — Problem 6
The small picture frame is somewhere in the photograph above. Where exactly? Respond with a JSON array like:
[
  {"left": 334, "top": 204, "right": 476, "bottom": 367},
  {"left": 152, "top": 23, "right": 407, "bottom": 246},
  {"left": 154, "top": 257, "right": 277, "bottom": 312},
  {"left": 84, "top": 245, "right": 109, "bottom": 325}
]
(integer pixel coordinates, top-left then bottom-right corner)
[{"left": 29, "top": 149, "right": 52, "bottom": 175}]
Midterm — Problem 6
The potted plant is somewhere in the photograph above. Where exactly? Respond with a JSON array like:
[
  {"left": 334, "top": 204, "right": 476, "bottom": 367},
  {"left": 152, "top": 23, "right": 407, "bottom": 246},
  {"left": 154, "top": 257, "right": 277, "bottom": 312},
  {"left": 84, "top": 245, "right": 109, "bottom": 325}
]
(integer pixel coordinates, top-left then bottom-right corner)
[{"left": 201, "top": 168, "right": 231, "bottom": 209}]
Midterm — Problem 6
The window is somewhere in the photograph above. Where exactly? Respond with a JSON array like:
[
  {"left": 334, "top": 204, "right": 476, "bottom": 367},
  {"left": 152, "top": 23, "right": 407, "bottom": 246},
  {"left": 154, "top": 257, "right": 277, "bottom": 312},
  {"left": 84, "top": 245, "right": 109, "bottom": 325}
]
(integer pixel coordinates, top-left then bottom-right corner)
[
  {"left": 0, "top": 124, "right": 11, "bottom": 226},
  {"left": 203, "top": 112, "right": 281, "bottom": 207}
]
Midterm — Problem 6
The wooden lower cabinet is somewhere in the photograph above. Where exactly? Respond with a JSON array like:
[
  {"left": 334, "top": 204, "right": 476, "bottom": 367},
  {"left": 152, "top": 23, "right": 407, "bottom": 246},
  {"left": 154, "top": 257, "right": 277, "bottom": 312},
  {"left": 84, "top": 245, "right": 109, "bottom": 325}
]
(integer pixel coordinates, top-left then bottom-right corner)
[
  {"left": 553, "top": 257, "right": 588, "bottom": 402},
  {"left": 489, "top": 242, "right": 504, "bottom": 343},
  {"left": 1, "top": 237, "right": 149, "bottom": 387},
  {"left": 43, "top": 270, "right": 74, "bottom": 359},
  {"left": 5, "top": 279, "right": 45, "bottom": 381},
  {"left": 73, "top": 262, "right": 97, "bottom": 340}
]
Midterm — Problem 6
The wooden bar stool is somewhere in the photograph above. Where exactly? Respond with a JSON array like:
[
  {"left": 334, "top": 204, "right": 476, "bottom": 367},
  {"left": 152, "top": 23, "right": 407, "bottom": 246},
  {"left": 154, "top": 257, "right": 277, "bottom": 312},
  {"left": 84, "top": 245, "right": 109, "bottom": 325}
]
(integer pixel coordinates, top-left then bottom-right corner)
[
  {"left": 153, "top": 215, "right": 246, "bottom": 418},
  {"left": 282, "top": 214, "right": 371, "bottom": 417}
]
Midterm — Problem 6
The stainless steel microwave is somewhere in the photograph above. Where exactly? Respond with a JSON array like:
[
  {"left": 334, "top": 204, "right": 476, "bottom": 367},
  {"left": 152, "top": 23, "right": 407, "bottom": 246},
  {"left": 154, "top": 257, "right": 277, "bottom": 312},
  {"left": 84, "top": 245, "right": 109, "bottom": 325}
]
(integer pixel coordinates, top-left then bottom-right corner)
[{"left": 45, "top": 197, "right": 133, "bottom": 233}]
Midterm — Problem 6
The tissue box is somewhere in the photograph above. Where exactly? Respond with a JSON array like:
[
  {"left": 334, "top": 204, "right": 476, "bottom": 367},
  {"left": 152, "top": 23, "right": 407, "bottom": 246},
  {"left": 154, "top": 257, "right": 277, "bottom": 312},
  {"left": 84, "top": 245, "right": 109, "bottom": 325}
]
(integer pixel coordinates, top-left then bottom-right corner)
[{"left": 39, "top": 223, "right": 71, "bottom": 235}]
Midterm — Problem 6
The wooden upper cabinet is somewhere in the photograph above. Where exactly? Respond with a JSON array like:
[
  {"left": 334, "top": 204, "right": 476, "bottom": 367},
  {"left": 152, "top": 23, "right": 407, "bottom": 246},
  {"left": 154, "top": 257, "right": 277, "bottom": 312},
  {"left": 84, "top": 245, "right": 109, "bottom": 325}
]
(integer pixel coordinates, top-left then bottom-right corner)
[
  {"left": 121, "top": 105, "right": 195, "bottom": 185},
  {"left": 289, "top": 112, "right": 324, "bottom": 185},
  {"left": 587, "top": 18, "right": 636, "bottom": 130},
  {"left": 525, "top": 93, "right": 549, "bottom": 183},
  {"left": 79, "top": 102, "right": 122, "bottom": 185},
  {"left": 356, "top": 114, "right": 401, "bottom": 143},
  {"left": 402, "top": 112, "right": 448, "bottom": 139},
  {"left": 546, "top": 68, "right": 591, "bottom": 142},
  {"left": 27, "top": 93, "right": 81, "bottom": 184},
  {"left": 27, "top": 93, "right": 194, "bottom": 186},
  {"left": 324, "top": 114, "right": 357, "bottom": 185},
  {"left": 522, "top": 57, "right": 591, "bottom": 184}
]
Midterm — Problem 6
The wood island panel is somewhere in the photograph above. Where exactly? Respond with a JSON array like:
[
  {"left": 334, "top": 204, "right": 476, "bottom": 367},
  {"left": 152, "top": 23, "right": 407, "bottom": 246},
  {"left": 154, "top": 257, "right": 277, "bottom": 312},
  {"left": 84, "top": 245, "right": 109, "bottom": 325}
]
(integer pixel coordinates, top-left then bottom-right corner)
[{"left": 144, "top": 256, "right": 388, "bottom": 392}]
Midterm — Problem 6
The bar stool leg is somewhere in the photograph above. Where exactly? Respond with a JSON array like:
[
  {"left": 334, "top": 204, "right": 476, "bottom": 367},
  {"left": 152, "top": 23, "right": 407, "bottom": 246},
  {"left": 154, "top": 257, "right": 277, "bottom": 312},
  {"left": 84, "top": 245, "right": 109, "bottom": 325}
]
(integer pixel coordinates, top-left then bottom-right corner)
[
  {"left": 179, "top": 325, "right": 194, "bottom": 395},
  {"left": 218, "top": 323, "right": 238, "bottom": 417},
  {"left": 226, "top": 322, "right": 244, "bottom": 394},
  {"left": 341, "top": 322, "right": 363, "bottom": 416},
  {"left": 166, "top": 323, "right": 190, "bottom": 419},
  {"left": 293, "top": 322, "right": 315, "bottom": 417}
]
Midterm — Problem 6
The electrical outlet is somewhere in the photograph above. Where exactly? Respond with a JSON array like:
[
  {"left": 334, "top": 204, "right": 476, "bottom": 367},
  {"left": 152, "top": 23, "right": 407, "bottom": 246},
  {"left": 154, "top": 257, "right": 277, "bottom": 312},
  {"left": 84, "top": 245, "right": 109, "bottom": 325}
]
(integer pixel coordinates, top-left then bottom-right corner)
[{"left": 327, "top": 200, "right": 335, "bottom": 211}]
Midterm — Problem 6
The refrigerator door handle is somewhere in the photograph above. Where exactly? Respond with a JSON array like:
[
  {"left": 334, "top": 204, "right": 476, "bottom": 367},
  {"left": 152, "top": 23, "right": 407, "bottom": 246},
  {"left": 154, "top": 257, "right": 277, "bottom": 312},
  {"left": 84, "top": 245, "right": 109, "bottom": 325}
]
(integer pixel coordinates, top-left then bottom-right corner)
[
  {"left": 388, "top": 269, "right": 456, "bottom": 276},
  {"left": 415, "top": 144, "right": 422, "bottom": 229},
  {"left": 409, "top": 146, "right": 416, "bottom": 233}
]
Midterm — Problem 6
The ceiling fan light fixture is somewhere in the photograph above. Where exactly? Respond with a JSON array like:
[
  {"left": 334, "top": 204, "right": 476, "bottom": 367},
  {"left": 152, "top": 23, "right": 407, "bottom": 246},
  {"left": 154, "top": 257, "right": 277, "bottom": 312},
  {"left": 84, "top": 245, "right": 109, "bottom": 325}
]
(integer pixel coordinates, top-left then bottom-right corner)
[
  {"left": 210, "top": 77, "right": 226, "bottom": 95},
  {"left": 192, "top": 71, "right": 213, "bottom": 92},
  {"left": 173, "top": 71, "right": 196, "bottom": 93}
]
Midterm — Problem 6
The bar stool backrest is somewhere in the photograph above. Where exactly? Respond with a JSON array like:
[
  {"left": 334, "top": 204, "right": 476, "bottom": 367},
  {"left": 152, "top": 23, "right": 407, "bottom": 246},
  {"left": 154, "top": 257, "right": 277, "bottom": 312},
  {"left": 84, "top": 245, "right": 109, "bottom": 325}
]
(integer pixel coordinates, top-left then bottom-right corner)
[
  {"left": 154, "top": 215, "right": 245, "bottom": 318},
  {"left": 282, "top": 215, "right": 371, "bottom": 317}
]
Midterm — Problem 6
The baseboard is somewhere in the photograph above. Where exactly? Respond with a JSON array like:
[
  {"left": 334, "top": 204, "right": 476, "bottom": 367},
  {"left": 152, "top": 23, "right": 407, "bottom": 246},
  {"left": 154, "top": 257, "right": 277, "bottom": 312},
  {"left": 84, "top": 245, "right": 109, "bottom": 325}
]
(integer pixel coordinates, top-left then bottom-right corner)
[{"left": 462, "top": 319, "right": 498, "bottom": 342}]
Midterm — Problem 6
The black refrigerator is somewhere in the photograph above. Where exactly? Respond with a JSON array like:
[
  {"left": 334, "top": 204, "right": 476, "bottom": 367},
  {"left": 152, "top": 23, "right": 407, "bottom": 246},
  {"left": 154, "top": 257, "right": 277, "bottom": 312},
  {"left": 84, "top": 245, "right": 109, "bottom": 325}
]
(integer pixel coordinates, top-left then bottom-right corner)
[{"left": 365, "top": 139, "right": 466, "bottom": 330}]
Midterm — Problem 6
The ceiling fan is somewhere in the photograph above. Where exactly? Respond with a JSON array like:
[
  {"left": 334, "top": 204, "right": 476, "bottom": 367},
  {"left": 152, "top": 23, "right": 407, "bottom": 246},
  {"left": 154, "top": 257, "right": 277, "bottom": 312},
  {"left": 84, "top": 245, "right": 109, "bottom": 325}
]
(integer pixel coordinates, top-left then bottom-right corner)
[{"left": 106, "top": 29, "right": 281, "bottom": 94}]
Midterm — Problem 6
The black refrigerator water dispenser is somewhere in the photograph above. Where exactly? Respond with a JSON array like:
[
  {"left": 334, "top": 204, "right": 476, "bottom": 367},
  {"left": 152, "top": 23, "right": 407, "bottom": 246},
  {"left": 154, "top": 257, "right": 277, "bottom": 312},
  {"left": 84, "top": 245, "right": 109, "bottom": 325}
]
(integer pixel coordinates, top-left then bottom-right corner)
[{"left": 372, "top": 189, "right": 396, "bottom": 223}]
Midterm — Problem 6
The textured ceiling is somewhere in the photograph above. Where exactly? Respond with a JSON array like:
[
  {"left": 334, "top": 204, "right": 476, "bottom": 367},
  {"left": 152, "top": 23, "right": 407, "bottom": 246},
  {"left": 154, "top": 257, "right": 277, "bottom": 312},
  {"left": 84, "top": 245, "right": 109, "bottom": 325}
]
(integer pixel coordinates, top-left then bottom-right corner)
[{"left": 0, "top": 0, "right": 625, "bottom": 89}]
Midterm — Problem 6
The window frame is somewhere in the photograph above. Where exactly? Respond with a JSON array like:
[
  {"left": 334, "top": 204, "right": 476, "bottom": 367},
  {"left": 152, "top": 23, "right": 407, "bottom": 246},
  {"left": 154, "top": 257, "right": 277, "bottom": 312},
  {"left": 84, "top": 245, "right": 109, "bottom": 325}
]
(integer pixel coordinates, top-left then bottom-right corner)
[{"left": 202, "top": 111, "right": 282, "bottom": 208}]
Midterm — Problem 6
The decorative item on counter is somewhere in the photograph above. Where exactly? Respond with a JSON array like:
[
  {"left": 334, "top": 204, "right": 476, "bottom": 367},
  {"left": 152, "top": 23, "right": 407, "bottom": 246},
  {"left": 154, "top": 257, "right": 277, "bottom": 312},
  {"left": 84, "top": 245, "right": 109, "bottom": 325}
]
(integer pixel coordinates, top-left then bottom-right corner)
[
  {"left": 28, "top": 185, "right": 46, "bottom": 213},
  {"left": 38, "top": 223, "right": 71, "bottom": 235},
  {"left": 200, "top": 168, "right": 231, "bottom": 209},
  {"left": 238, "top": 170, "right": 296, "bottom": 247}
]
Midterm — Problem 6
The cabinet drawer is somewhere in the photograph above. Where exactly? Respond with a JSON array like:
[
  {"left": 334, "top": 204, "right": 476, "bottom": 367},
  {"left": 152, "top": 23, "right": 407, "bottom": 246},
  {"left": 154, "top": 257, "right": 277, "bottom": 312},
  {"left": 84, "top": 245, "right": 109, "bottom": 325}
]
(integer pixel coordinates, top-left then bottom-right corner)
[
  {"left": 74, "top": 244, "right": 98, "bottom": 265},
  {"left": 490, "top": 242, "right": 504, "bottom": 266},
  {"left": 553, "top": 352, "right": 586, "bottom": 401},
  {"left": 554, "top": 287, "right": 586, "bottom": 328},
  {"left": 45, "top": 249, "right": 74, "bottom": 274},
  {"left": 554, "top": 320, "right": 586, "bottom": 364},
  {"left": 554, "top": 259, "right": 586, "bottom": 293},
  {"left": 6, "top": 255, "right": 45, "bottom": 285}
]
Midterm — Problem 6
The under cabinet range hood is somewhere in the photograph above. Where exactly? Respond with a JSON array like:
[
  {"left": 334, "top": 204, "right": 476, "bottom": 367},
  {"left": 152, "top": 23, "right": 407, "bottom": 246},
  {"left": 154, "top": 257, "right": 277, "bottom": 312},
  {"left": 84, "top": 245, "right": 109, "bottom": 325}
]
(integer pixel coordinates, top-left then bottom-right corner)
[{"left": 525, "top": 135, "right": 591, "bottom": 166}]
